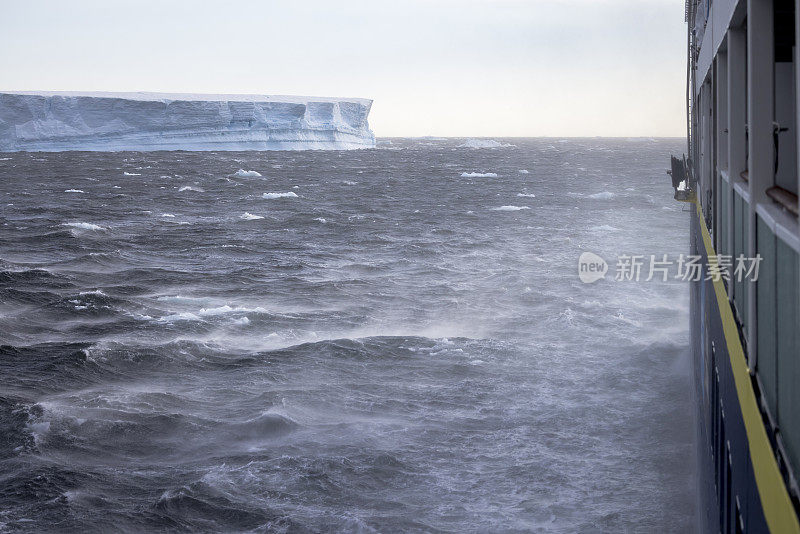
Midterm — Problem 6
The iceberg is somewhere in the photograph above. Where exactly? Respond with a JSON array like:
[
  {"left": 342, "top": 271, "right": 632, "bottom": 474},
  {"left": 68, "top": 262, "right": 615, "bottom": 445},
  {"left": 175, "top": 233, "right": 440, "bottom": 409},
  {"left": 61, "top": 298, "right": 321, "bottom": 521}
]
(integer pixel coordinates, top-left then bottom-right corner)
[{"left": 0, "top": 91, "right": 375, "bottom": 151}]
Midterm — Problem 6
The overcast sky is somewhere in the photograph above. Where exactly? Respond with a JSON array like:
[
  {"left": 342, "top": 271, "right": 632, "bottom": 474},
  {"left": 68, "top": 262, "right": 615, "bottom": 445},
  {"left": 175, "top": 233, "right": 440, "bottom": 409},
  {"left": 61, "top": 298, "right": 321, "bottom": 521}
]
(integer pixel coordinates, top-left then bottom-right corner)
[{"left": 1, "top": 0, "right": 686, "bottom": 137}]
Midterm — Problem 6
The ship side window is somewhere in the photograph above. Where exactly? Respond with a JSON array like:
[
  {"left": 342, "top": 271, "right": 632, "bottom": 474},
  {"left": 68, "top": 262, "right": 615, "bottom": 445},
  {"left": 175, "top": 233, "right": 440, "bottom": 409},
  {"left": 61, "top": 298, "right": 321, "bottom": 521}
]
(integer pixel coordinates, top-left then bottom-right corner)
[
  {"left": 756, "top": 216, "right": 778, "bottom": 416},
  {"left": 776, "top": 240, "right": 800, "bottom": 473},
  {"left": 770, "top": 0, "right": 798, "bottom": 213},
  {"left": 733, "top": 194, "right": 749, "bottom": 330}
]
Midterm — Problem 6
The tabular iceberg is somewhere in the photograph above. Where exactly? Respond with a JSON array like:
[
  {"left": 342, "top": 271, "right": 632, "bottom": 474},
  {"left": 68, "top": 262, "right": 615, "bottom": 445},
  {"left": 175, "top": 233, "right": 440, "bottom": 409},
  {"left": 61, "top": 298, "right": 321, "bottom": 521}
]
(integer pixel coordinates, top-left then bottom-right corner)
[{"left": 0, "top": 91, "right": 375, "bottom": 151}]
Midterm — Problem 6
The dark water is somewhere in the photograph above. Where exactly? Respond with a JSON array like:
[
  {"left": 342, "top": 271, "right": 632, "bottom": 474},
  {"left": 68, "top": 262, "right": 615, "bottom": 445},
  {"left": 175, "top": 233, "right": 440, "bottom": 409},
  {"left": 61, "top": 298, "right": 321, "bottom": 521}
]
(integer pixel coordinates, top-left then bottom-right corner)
[{"left": 0, "top": 138, "right": 696, "bottom": 533}]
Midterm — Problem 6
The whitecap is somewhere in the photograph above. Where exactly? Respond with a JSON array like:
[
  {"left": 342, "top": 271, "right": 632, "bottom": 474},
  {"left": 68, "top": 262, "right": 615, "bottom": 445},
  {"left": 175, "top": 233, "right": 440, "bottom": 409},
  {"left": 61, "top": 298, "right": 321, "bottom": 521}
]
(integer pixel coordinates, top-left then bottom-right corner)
[
  {"left": 589, "top": 224, "right": 619, "bottom": 232},
  {"left": 198, "top": 305, "right": 236, "bottom": 316},
  {"left": 79, "top": 290, "right": 107, "bottom": 296},
  {"left": 588, "top": 191, "right": 615, "bottom": 200},
  {"left": 459, "top": 139, "right": 516, "bottom": 149},
  {"left": 516, "top": 193, "right": 536, "bottom": 198},
  {"left": 231, "top": 169, "right": 262, "bottom": 178},
  {"left": 491, "top": 206, "right": 530, "bottom": 211},
  {"left": 240, "top": 212, "right": 264, "bottom": 220},
  {"left": 123, "top": 171, "right": 141, "bottom": 176},
  {"left": 460, "top": 172, "right": 498, "bottom": 178},
  {"left": 518, "top": 169, "right": 530, "bottom": 174},
  {"left": 63, "top": 222, "right": 105, "bottom": 231},
  {"left": 161, "top": 213, "right": 175, "bottom": 218},
  {"left": 314, "top": 217, "right": 327, "bottom": 224},
  {"left": 179, "top": 186, "right": 204, "bottom": 192},
  {"left": 263, "top": 192, "right": 298, "bottom": 199},
  {"left": 231, "top": 316, "right": 251, "bottom": 326},
  {"left": 26, "top": 421, "right": 51, "bottom": 445},
  {"left": 64, "top": 189, "right": 85, "bottom": 193},
  {"left": 342, "top": 180, "right": 358, "bottom": 185},
  {"left": 159, "top": 312, "right": 201, "bottom": 322}
]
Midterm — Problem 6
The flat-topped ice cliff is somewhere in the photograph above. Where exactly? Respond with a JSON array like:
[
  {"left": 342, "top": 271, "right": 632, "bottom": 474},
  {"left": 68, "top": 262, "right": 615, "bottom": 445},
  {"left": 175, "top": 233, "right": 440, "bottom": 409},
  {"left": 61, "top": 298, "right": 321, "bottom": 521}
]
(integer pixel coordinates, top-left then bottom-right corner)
[{"left": 0, "top": 91, "right": 375, "bottom": 151}]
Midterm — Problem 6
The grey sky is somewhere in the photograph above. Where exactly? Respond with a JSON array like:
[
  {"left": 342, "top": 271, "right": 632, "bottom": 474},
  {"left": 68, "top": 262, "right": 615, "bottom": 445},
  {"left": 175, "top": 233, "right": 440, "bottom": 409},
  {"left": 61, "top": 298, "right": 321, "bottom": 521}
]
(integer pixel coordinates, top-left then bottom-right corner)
[{"left": 2, "top": 0, "right": 686, "bottom": 137}]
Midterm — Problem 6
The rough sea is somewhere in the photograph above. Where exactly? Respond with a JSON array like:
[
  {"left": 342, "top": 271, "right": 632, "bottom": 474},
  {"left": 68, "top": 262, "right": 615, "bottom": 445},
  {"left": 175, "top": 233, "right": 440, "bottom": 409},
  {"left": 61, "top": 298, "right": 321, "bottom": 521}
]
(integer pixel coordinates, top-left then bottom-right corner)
[{"left": 0, "top": 138, "right": 696, "bottom": 533}]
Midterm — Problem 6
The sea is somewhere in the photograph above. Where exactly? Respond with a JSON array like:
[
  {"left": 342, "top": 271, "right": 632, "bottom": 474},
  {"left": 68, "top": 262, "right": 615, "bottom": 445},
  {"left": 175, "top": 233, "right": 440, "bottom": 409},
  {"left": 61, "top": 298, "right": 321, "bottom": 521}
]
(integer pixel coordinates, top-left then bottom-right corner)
[{"left": 0, "top": 138, "right": 696, "bottom": 533}]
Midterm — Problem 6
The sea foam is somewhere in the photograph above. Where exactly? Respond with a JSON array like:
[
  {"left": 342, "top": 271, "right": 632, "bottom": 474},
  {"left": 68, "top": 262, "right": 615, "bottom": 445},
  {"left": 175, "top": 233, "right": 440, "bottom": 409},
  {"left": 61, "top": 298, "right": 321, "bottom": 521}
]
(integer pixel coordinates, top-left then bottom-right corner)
[
  {"left": 63, "top": 222, "right": 106, "bottom": 231},
  {"left": 263, "top": 192, "right": 298, "bottom": 199},
  {"left": 460, "top": 139, "right": 516, "bottom": 149},
  {"left": 460, "top": 172, "right": 498, "bottom": 178},
  {"left": 491, "top": 206, "right": 530, "bottom": 211},
  {"left": 232, "top": 169, "right": 262, "bottom": 178}
]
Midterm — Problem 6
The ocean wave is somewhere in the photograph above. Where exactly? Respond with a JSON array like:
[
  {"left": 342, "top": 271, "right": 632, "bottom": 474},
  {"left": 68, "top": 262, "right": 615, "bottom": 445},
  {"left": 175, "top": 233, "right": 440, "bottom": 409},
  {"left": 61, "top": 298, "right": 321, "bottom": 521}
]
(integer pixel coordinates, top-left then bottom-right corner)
[
  {"left": 262, "top": 192, "right": 298, "bottom": 199},
  {"left": 588, "top": 191, "right": 615, "bottom": 200},
  {"left": 491, "top": 206, "right": 530, "bottom": 211},
  {"left": 178, "top": 185, "right": 204, "bottom": 192},
  {"left": 459, "top": 139, "right": 516, "bottom": 149},
  {"left": 240, "top": 212, "right": 264, "bottom": 220},
  {"left": 157, "top": 304, "right": 271, "bottom": 323},
  {"left": 460, "top": 172, "right": 498, "bottom": 178},
  {"left": 516, "top": 193, "right": 536, "bottom": 198},
  {"left": 62, "top": 222, "right": 106, "bottom": 231},
  {"left": 226, "top": 412, "right": 299, "bottom": 440},
  {"left": 231, "top": 169, "right": 262, "bottom": 178}
]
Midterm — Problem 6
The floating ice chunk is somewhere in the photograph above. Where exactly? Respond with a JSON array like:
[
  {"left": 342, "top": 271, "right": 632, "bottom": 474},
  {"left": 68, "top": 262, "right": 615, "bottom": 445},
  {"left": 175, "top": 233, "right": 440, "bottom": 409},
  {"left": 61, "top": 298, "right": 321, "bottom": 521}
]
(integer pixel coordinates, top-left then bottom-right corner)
[
  {"left": 63, "top": 222, "right": 105, "bottom": 231},
  {"left": 516, "top": 193, "right": 536, "bottom": 198},
  {"left": 240, "top": 212, "right": 264, "bottom": 220},
  {"left": 459, "top": 139, "right": 516, "bottom": 149},
  {"left": 262, "top": 192, "right": 298, "bottom": 199},
  {"left": 518, "top": 169, "right": 529, "bottom": 174},
  {"left": 460, "top": 172, "right": 498, "bottom": 178},
  {"left": 491, "top": 205, "right": 530, "bottom": 211},
  {"left": 231, "top": 169, "right": 262, "bottom": 178},
  {"left": 64, "top": 189, "right": 85, "bottom": 193}
]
